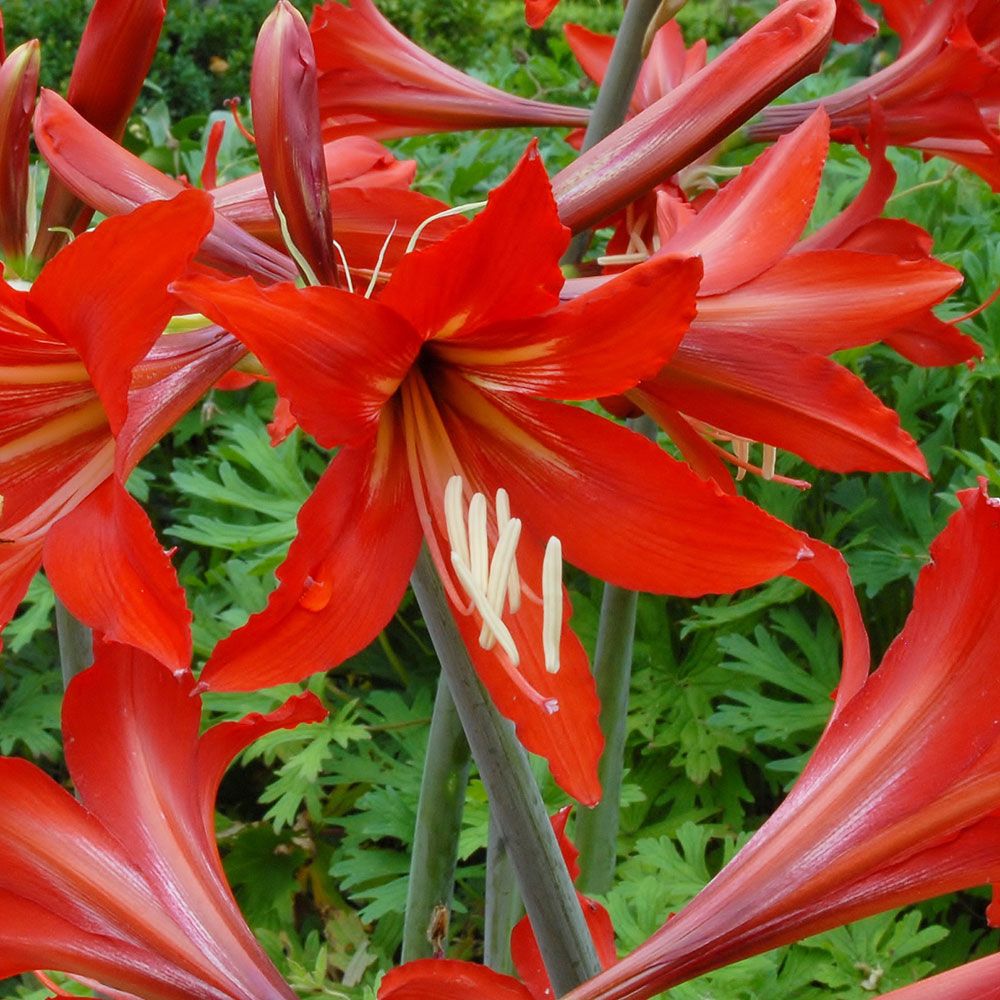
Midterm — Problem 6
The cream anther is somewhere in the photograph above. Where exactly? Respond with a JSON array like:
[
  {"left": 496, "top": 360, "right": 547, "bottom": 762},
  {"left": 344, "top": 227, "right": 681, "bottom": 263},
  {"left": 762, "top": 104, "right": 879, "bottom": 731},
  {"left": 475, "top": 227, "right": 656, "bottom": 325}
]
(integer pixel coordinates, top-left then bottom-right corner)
[
  {"left": 762, "top": 444, "right": 777, "bottom": 481},
  {"left": 542, "top": 537, "right": 563, "bottom": 674},
  {"left": 733, "top": 438, "right": 750, "bottom": 481},
  {"left": 480, "top": 516, "right": 522, "bottom": 650},
  {"left": 467, "top": 492, "right": 489, "bottom": 592},
  {"left": 495, "top": 488, "right": 521, "bottom": 613},
  {"left": 451, "top": 553, "right": 519, "bottom": 665},
  {"left": 444, "top": 476, "right": 469, "bottom": 570}
]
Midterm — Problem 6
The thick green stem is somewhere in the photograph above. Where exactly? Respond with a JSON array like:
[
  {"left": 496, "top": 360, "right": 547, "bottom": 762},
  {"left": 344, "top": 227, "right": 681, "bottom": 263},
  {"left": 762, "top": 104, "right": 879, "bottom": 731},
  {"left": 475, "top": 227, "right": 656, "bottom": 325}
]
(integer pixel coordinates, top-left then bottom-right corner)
[
  {"left": 55, "top": 597, "right": 93, "bottom": 688},
  {"left": 410, "top": 548, "right": 601, "bottom": 996},
  {"left": 484, "top": 813, "right": 522, "bottom": 976},
  {"left": 564, "top": 0, "right": 664, "bottom": 264},
  {"left": 575, "top": 416, "right": 658, "bottom": 894},
  {"left": 402, "top": 674, "right": 472, "bottom": 961},
  {"left": 573, "top": 584, "right": 639, "bottom": 894}
]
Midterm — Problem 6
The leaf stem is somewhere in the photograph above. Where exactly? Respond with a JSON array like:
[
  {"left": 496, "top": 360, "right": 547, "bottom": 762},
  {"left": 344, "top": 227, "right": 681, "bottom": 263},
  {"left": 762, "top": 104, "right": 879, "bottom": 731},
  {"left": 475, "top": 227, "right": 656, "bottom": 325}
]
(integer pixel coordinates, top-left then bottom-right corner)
[
  {"left": 402, "top": 674, "right": 472, "bottom": 961},
  {"left": 484, "top": 814, "right": 523, "bottom": 975},
  {"left": 55, "top": 597, "right": 93, "bottom": 688},
  {"left": 410, "top": 548, "right": 601, "bottom": 995},
  {"left": 575, "top": 415, "right": 658, "bottom": 893}
]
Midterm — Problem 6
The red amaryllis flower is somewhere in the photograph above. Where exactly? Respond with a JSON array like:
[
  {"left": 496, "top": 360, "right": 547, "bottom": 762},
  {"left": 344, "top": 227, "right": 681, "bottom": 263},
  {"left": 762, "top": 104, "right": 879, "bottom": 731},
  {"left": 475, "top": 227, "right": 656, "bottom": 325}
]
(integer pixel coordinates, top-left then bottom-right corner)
[
  {"left": 0, "top": 190, "right": 244, "bottom": 669},
  {"left": 175, "top": 145, "right": 866, "bottom": 805},
  {"left": 751, "top": 0, "right": 1000, "bottom": 189},
  {"left": 551, "top": 0, "right": 837, "bottom": 233},
  {"left": 570, "top": 109, "right": 973, "bottom": 488},
  {"left": 0, "top": 38, "right": 39, "bottom": 259},
  {"left": 0, "top": 638, "right": 324, "bottom": 1000},
  {"left": 252, "top": 0, "right": 339, "bottom": 286},
  {"left": 33, "top": 0, "right": 166, "bottom": 261},
  {"left": 549, "top": 480, "right": 1000, "bottom": 999},
  {"left": 33, "top": 89, "right": 459, "bottom": 282},
  {"left": 309, "top": 0, "right": 589, "bottom": 141},
  {"left": 525, "top": 0, "right": 560, "bottom": 30},
  {"left": 382, "top": 480, "right": 1000, "bottom": 1000}
]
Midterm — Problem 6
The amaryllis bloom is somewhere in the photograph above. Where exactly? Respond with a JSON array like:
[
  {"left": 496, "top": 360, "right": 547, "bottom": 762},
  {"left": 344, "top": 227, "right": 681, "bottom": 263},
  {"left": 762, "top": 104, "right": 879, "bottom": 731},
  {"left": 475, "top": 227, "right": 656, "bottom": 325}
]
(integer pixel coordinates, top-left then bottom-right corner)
[
  {"left": 0, "top": 38, "right": 39, "bottom": 258},
  {"left": 0, "top": 190, "right": 243, "bottom": 670},
  {"left": 252, "top": 0, "right": 338, "bottom": 286},
  {"left": 0, "top": 638, "right": 324, "bottom": 1000},
  {"left": 551, "top": 0, "right": 837, "bottom": 233},
  {"left": 380, "top": 480, "right": 1000, "bottom": 1000},
  {"left": 309, "top": 0, "right": 589, "bottom": 141},
  {"left": 751, "top": 0, "right": 1000, "bottom": 189},
  {"left": 33, "top": 89, "right": 459, "bottom": 282},
  {"left": 570, "top": 109, "right": 973, "bottom": 488},
  {"left": 33, "top": 0, "right": 166, "bottom": 261},
  {"left": 175, "top": 146, "right": 866, "bottom": 805}
]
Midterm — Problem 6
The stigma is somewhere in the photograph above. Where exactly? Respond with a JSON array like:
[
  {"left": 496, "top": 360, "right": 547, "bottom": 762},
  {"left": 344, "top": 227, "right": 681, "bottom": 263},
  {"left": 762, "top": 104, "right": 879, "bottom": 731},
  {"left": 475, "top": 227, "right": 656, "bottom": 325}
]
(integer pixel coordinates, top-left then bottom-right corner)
[{"left": 444, "top": 476, "right": 563, "bottom": 675}]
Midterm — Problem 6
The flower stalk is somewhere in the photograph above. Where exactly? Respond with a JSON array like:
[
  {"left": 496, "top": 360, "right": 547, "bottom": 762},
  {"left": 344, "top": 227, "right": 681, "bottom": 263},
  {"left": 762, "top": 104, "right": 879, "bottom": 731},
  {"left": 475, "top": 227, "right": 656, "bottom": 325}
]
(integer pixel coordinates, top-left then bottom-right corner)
[
  {"left": 484, "top": 814, "right": 522, "bottom": 975},
  {"left": 402, "top": 675, "right": 472, "bottom": 962},
  {"left": 410, "top": 547, "right": 602, "bottom": 996}
]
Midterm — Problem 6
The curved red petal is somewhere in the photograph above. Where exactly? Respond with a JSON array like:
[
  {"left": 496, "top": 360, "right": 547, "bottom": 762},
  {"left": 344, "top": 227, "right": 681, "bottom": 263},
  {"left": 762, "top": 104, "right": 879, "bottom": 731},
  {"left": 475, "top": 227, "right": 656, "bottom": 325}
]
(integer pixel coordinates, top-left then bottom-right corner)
[
  {"left": 378, "top": 145, "right": 568, "bottom": 340},
  {"left": 173, "top": 274, "right": 421, "bottom": 448},
  {"left": 28, "top": 191, "right": 214, "bottom": 433},
  {"left": 437, "top": 255, "right": 701, "bottom": 400},
  {"left": 660, "top": 110, "right": 830, "bottom": 294},
  {"left": 378, "top": 960, "right": 533, "bottom": 1000},
  {"left": 646, "top": 328, "right": 929, "bottom": 475},
  {"left": 692, "top": 250, "right": 963, "bottom": 352},
  {"left": 202, "top": 415, "right": 421, "bottom": 691},
  {"left": 42, "top": 479, "right": 192, "bottom": 671}
]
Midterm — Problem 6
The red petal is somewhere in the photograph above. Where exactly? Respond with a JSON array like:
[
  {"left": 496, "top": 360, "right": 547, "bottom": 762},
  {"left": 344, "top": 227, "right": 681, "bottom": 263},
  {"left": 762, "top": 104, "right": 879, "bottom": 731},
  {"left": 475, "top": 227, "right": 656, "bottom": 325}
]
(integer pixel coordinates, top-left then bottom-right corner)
[
  {"left": 876, "top": 953, "right": 1000, "bottom": 1000},
  {"left": 173, "top": 275, "right": 421, "bottom": 447},
  {"left": 645, "top": 328, "right": 929, "bottom": 475},
  {"left": 692, "top": 250, "right": 963, "bottom": 353},
  {"left": 33, "top": 90, "right": 297, "bottom": 283},
  {"left": 436, "top": 255, "right": 701, "bottom": 399},
  {"left": 829, "top": 0, "right": 879, "bottom": 42},
  {"left": 28, "top": 190, "right": 213, "bottom": 433},
  {"left": 60, "top": 643, "right": 303, "bottom": 999},
  {"left": 564, "top": 24, "right": 614, "bottom": 88},
  {"left": 0, "top": 40, "right": 39, "bottom": 258},
  {"left": 660, "top": 110, "right": 830, "bottom": 294},
  {"left": 202, "top": 414, "right": 421, "bottom": 691},
  {"left": 378, "top": 960, "right": 533, "bottom": 1000},
  {"left": 42, "top": 479, "right": 192, "bottom": 671},
  {"left": 378, "top": 145, "right": 568, "bottom": 339},
  {"left": 525, "top": 0, "right": 559, "bottom": 28}
]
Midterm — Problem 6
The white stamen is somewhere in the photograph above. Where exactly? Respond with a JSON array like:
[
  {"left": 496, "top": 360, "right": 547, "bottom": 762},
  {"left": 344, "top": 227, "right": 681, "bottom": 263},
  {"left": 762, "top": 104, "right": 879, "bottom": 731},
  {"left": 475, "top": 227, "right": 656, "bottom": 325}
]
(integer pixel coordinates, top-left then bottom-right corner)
[
  {"left": 733, "top": 438, "right": 750, "bottom": 481},
  {"left": 761, "top": 444, "right": 777, "bottom": 481},
  {"left": 542, "top": 537, "right": 563, "bottom": 674},
  {"left": 467, "top": 492, "right": 489, "bottom": 592},
  {"left": 451, "top": 553, "right": 519, "bottom": 666},
  {"left": 273, "top": 196, "right": 321, "bottom": 288},
  {"left": 405, "top": 200, "right": 488, "bottom": 255},
  {"left": 495, "top": 488, "right": 521, "bottom": 613},
  {"left": 480, "top": 517, "right": 522, "bottom": 650},
  {"left": 330, "top": 239, "right": 355, "bottom": 294},
  {"left": 365, "top": 220, "right": 398, "bottom": 298},
  {"left": 444, "top": 476, "right": 470, "bottom": 570}
]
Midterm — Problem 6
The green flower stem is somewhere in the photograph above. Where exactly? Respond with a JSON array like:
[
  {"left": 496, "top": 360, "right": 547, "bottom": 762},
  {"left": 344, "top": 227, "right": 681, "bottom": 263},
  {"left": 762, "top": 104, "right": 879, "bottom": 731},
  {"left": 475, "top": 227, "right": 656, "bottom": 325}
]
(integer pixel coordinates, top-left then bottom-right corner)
[
  {"left": 55, "top": 597, "right": 93, "bottom": 688},
  {"left": 575, "top": 415, "right": 658, "bottom": 894},
  {"left": 484, "top": 813, "right": 522, "bottom": 976},
  {"left": 402, "top": 674, "right": 472, "bottom": 961},
  {"left": 410, "top": 548, "right": 601, "bottom": 995},
  {"left": 564, "top": 0, "right": 664, "bottom": 264}
]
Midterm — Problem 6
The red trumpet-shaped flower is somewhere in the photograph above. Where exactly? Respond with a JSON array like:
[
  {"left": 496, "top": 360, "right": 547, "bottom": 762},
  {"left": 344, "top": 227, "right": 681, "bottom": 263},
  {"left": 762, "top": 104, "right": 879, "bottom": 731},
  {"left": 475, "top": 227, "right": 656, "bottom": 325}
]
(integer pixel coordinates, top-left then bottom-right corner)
[
  {"left": 175, "top": 145, "right": 866, "bottom": 805},
  {"left": 553, "top": 480, "right": 1000, "bottom": 999},
  {"left": 33, "top": 89, "right": 459, "bottom": 283},
  {"left": 0, "top": 638, "right": 324, "bottom": 1000},
  {"left": 32, "top": 0, "right": 166, "bottom": 262},
  {"left": 252, "top": 0, "right": 339, "bottom": 286},
  {"left": 751, "top": 0, "right": 1000, "bottom": 189},
  {"left": 551, "top": 0, "right": 837, "bottom": 233},
  {"left": 0, "top": 38, "right": 39, "bottom": 259},
  {"left": 570, "top": 109, "right": 973, "bottom": 488},
  {"left": 378, "top": 480, "right": 1000, "bottom": 1000},
  {"left": 0, "top": 191, "right": 243, "bottom": 670},
  {"left": 309, "top": 0, "right": 589, "bottom": 141}
]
